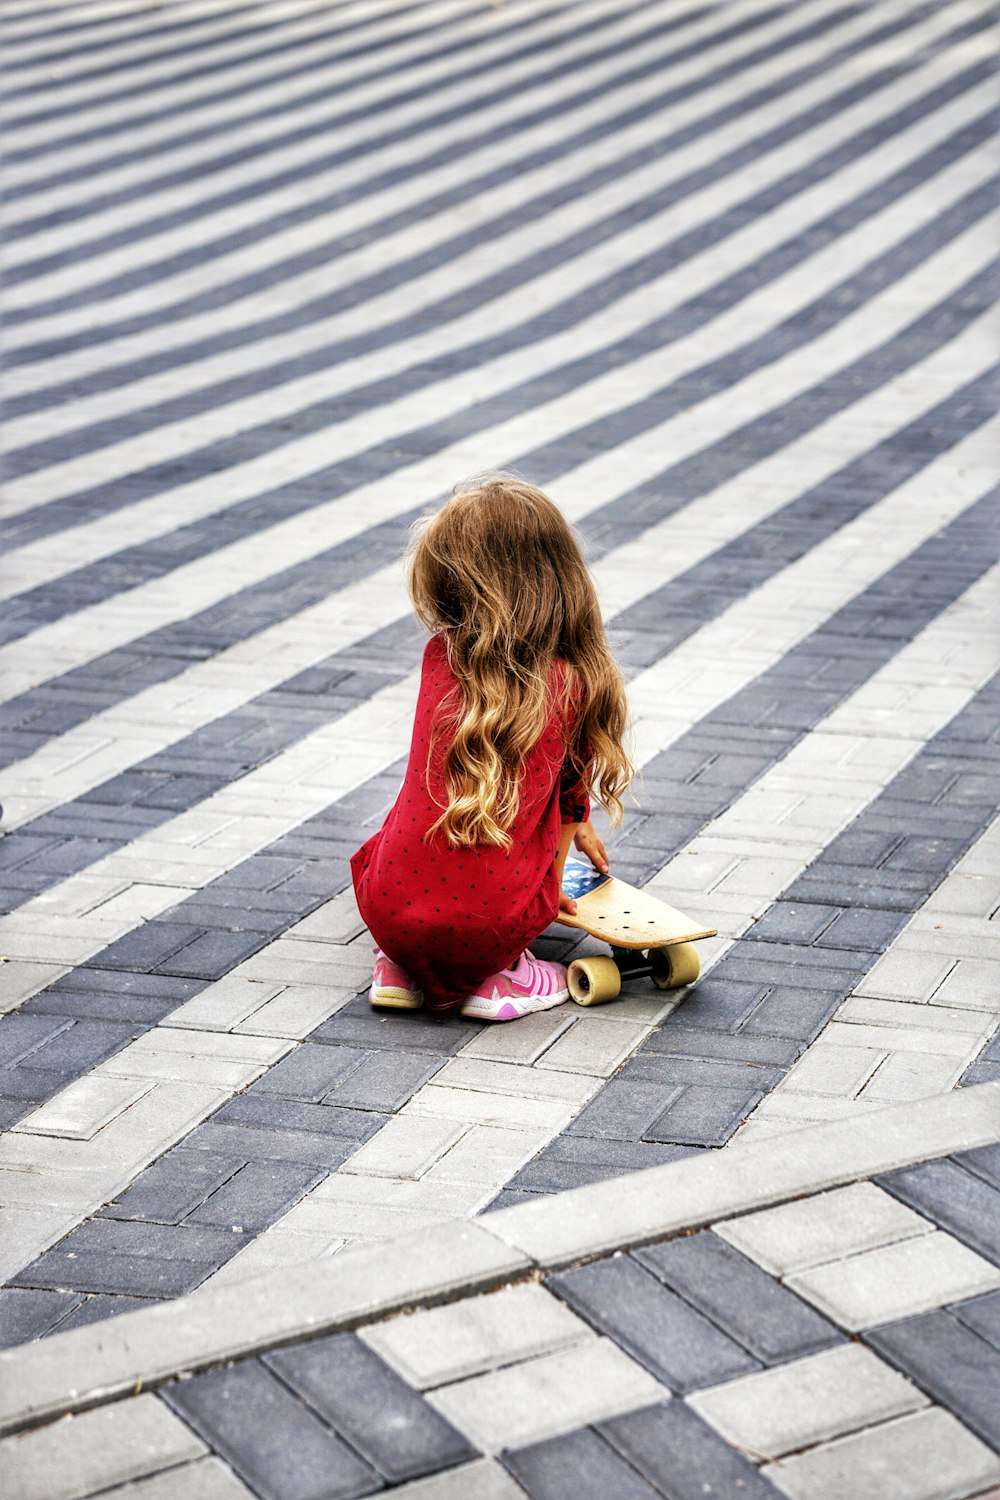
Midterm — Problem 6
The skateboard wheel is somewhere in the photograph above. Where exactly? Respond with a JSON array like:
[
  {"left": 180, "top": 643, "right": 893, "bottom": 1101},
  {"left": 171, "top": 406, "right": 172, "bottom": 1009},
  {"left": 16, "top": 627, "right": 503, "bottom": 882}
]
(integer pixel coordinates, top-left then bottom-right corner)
[
  {"left": 650, "top": 942, "right": 701, "bottom": 990},
  {"left": 568, "top": 956, "right": 621, "bottom": 1006}
]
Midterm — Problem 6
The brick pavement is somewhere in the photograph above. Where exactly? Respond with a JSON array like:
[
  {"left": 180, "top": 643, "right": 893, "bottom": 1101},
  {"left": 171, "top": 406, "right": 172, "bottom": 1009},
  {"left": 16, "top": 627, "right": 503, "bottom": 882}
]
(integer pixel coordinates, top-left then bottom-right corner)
[
  {"left": 1, "top": 0, "right": 999, "bottom": 1494},
  {"left": 2, "top": 1091, "right": 1000, "bottom": 1498}
]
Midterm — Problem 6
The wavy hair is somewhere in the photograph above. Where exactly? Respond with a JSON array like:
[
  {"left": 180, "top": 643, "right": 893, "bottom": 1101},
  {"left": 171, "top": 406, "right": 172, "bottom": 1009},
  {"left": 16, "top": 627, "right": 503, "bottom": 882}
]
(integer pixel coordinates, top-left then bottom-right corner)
[{"left": 408, "top": 474, "right": 633, "bottom": 847}]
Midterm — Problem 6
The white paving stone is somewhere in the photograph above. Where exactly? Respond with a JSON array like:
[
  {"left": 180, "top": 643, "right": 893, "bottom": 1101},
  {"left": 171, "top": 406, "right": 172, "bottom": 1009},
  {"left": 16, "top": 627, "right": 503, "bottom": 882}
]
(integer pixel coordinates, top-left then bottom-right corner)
[
  {"left": 338, "top": 1114, "right": 469, "bottom": 1181},
  {"left": 763, "top": 1407, "right": 1000, "bottom": 1500},
  {"left": 12, "top": 1075, "right": 154, "bottom": 1141},
  {"left": 90, "top": 1458, "right": 257, "bottom": 1499},
  {"left": 786, "top": 1229, "right": 1000, "bottom": 1330},
  {"left": 714, "top": 1182, "right": 934, "bottom": 1276},
  {"left": 422, "top": 1125, "right": 553, "bottom": 1189},
  {"left": 428, "top": 1338, "right": 667, "bottom": 1452},
  {"left": 0, "top": 1393, "right": 205, "bottom": 1500},
  {"left": 378, "top": 1459, "right": 528, "bottom": 1500},
  {"left": 689, "top": 1344, "right": 928, "bottom": 1461},
  {"left": 361, "top": 1282, "right": 592, "bottom": 1389}
]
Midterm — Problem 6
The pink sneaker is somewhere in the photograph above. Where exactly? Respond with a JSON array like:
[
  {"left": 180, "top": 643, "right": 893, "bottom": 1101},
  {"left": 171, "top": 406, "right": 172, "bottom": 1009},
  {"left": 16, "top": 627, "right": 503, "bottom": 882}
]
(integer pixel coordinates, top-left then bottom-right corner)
[
  {"left": 369, "top": 948, "right": 423, "bottom": 1010},
  {"left": 460, "top": 951, "right": 569, "bottom": 1021}
]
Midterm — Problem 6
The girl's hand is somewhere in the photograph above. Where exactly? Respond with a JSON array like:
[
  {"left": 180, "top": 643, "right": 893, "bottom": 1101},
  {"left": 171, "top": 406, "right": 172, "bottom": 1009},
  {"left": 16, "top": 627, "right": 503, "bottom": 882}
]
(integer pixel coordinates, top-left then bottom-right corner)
[
  {"left": 574, "top": 820, "right": 609, "bottom": 875},
  {"left": 558, "top": 888, "right": 578, "bottom": 916}
]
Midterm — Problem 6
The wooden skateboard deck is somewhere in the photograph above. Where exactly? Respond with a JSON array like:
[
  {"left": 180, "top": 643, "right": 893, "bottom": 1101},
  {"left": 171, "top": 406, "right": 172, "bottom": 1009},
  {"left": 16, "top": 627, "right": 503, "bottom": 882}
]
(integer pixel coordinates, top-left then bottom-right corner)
[
  {"left": 558, "top": 858, "right": 716, "bottom": 948},
  {"left": 556, "top": 858, "right": 716, "bottom": 1004}
]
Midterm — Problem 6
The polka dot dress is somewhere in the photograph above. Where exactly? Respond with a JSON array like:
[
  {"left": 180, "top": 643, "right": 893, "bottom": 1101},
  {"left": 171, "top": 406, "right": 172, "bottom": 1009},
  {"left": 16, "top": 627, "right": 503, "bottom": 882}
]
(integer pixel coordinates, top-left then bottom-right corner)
[{"left": 350, "top": 635, "right": 590, "bottom": 1015}]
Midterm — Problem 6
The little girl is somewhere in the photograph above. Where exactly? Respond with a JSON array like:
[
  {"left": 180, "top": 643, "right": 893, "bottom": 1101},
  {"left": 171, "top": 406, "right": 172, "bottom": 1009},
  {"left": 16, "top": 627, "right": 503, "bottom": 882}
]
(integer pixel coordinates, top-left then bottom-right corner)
[{"left": 350, "top": 474, "right": 633, "bottom": 1022}]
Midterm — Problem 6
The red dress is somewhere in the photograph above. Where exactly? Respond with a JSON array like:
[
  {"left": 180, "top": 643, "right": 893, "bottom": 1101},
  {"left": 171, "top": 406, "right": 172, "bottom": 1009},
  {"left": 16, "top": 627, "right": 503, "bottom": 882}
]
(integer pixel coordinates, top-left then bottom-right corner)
[{"left": 350, "top": 634, "right": 590, "bottom": 1014}]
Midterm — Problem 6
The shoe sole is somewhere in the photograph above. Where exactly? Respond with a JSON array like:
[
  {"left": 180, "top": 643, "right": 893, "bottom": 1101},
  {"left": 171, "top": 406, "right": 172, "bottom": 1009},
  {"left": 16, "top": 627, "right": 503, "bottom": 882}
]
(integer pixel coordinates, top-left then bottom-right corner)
[
  {"left": 460, "top": 987, "right": 569, "bottom": 1021},
  {"left": 370, "top": 986, "right": 423, "bottom": 1011}
]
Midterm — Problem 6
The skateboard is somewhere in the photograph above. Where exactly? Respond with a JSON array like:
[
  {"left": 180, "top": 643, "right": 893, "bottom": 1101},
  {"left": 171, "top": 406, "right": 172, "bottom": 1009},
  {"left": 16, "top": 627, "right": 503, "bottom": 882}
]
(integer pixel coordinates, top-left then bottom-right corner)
[{"left": 556, "top": 858, "right": 717, "bottom": 1005}]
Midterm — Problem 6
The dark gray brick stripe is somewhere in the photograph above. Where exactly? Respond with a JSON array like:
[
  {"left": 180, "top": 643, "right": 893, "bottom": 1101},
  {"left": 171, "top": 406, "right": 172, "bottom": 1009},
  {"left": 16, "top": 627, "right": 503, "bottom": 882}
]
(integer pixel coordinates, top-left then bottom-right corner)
[
  {"left": 6, "top": 0, "right": 949, "bottom": 320},
  {"left": 1, "top": 364, "right": 995, "bottom": 912},
  {"left": 5, "top": 0, "right": 687, "bottom": 224}
]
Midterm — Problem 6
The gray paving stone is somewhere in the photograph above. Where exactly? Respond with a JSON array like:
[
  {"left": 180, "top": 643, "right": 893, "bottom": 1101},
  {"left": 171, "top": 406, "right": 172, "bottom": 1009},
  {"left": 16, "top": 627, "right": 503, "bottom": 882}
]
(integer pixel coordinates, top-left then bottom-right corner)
[
  {"left": 598, "top": 1398, "right": 783, "bottom": 1498},
  {"left": 0, "top": 1099, "right": 27, "bottom": 1128},
  {"left": 665, "top": 979, "right": 770, "bottom": 1032},
  {"left": 866, "top": 1307, "right": 1000, "bottom": 1449},
  {"left": 509, "top": 1137, "right": 692, "bottom": 1193},
  {"left": 642, "top": 1025, "right": 801, "bottom": 1066},
  {"left": 10, "top": 1242, "right": 234, "bottom": 1298},
  {"left": 162, "top": 1360, "right": 380, "bottom": 1500},
  {"left": 723, "top": 941, "right": 867, "bottom": 978},
  {"left": 47, "top": 1294, "right": 152, "bottom": 1335},
  {"left": 953, "top": 1290, "right": 1000, "bottom": 1352},
  {"left": 502, "top": 1425, "right": 666, "bottom": 1500},
  {"left": 635, "top": 1232, "right": 842, "bottom": 1363},
  {"left": 739, "top": 984, "right": 845, "bottom": 1041},
  {"left": 645, "top": 1082, "right": 765, "bottom": 1147},
  {"left": 746, "top": 903, "right": 842, "bottom": 945},
  {"left": 325, "top": 1048, "right": 444, "bottom": 1112},
  {"left": 182, "top": 1121, "right": 360, "bottom": 1169},
  {"left": 21, "top": 990, "right": 177, "bottom": 1025},
  {"left": 251, "top": 1044, "right": 368, "bottom": 1101},
  {"left": 0, "top": 1015, "right": 73, "bottom": 1067},
  {"left": 98, "top": 1149, "right": 247, "bottom": 1224},
  {"left": 876, "top": 1158, "right": 1000, "bottom": 1266},
  {"left": 155, "top": 929, "right": 272, "bottom": 979},
  {"left": 0, "top": 1288, "right": 81, "bottom": 1349},
  {"left": 51, "top": 971, "right": 198, "bottom": 1001},
  {"left": 0, "top": 1066, "right": 74, "bottom": 1103},
  {"left": 312, "top": 1000, "right": 481, "bottom": 1054},
  {"left": 96, "top": 923, "right": 207, "bottom": 974},
  {"left": 815, "top": 907, "right": 906, "bottom": 951},
  {"left": 185, "top": 1159, "right": 324, "bottom": 1231},
  {"left": 15, "top": 1019, "right": 138, "bottom": 1073},
  {"left": 548, "top": 1254, "right": 761, "bottom": 1392},
  {"left": 267, "top": 1332, "right": 476, "bottom": 1482},
  {"left": 762, "top": 1406, "right": 1000, "bottom": 1500},
  {"left": 212, "top": 1094, "right": 385, "bottom": 1141},
  {"left": 964, "top": 1060, "right": 1000, "bottom": 1085},
  {"left": 624, "top": 1054, "right": 782, "bottom": 1090},
  {"left": 61, "top": 1218, "right": 240, "bottom": 1263},
  {"left": 563, "top": 1079, "right": 683, "bottom": 1141}
]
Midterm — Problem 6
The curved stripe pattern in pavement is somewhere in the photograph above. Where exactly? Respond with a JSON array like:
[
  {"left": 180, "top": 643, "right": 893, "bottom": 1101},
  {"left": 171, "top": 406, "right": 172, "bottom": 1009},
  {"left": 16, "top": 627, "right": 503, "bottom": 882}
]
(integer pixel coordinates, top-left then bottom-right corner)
[{"left": 0, "top": 0, "right": 997, "bottom": 1352}]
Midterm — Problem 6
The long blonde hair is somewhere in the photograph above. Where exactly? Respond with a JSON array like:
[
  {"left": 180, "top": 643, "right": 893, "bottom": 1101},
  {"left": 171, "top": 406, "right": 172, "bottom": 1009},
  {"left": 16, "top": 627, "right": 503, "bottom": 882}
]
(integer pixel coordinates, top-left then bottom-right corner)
[{"left": 408, "top": 474, "right": 633, "bottom": 848}]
